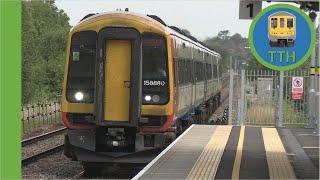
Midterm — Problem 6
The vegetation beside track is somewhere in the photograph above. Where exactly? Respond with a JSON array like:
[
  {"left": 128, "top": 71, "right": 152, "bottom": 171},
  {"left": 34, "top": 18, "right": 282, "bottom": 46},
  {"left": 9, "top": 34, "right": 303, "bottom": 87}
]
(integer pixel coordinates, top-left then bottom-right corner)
[{"left": 22, "top": 0, "right": 70, "bottom": 104}]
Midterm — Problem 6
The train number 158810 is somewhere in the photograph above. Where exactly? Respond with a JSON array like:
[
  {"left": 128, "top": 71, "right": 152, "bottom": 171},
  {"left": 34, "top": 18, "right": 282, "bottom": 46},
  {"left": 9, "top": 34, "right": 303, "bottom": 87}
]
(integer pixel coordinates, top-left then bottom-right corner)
[{"left": 143, "top": 80, "right": 166, "bottom": 86}]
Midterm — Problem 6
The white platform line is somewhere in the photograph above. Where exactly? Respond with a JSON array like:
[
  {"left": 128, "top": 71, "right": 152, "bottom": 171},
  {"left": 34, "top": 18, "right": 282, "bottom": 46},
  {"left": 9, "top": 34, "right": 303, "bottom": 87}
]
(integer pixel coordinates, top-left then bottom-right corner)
[{"left": 132, "top": 124, "right": 195, "bottom": 180}]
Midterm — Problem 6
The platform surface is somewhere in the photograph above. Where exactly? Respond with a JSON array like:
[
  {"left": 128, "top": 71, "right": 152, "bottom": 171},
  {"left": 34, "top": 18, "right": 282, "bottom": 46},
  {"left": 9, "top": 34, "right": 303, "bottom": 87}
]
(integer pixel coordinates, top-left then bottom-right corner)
[{"left": 133, "top": 125, "right": 319, "bottom": 180}]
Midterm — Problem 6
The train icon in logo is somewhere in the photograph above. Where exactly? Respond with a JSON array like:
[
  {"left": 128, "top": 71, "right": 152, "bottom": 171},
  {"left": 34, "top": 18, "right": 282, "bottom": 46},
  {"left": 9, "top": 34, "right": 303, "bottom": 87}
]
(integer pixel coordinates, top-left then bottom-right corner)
[
  {"left": 268, "top": 11, "right": 296, "bottom": 47},
  {"left": 249, "top": 4, "right": 315, "bottom": 71}
]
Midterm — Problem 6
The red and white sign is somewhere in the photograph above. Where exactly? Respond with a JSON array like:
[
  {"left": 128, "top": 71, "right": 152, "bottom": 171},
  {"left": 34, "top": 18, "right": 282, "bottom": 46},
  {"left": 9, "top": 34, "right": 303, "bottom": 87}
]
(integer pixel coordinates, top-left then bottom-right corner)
[{"left": 292, "top": 77, "right": 303, "bottom": 100}]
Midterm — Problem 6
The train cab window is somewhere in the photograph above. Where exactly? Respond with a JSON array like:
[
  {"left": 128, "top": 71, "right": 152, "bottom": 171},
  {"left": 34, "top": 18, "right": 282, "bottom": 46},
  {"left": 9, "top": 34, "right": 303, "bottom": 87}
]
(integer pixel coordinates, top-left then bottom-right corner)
[
  {"left": 271, "top": 18, "right": 277, "bottom": 28},
  {"left": 142, "top": 33, "right": 168, "bottom": 79},
  {"left": 66, "top": 31, "right": 97, "bottom": 103},
  {"left": 280, "top": 18, "right": 284, "bottom": 28},
  {"left": 142, "top": 33, "right": 169, "bottom": 105},
  {"left": 287, "top": 18, "right": 293, "bottom": 28}
]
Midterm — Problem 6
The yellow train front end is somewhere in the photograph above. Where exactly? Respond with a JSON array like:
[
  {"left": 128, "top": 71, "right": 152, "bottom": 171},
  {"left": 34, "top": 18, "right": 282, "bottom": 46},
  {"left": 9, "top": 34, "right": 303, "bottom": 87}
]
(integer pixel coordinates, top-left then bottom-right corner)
[
  {"left": 268, "top": 12, "right": 296, "bottom": 47},
  {"left": 61, "top": 12, "right": 175, "bottom": 165}
]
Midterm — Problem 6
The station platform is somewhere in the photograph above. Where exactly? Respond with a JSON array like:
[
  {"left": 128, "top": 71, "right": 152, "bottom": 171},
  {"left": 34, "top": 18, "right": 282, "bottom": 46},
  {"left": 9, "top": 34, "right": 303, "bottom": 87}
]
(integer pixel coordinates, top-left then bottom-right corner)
[{"left": 133, "top": 125, "right": 319, "bottom": 179}]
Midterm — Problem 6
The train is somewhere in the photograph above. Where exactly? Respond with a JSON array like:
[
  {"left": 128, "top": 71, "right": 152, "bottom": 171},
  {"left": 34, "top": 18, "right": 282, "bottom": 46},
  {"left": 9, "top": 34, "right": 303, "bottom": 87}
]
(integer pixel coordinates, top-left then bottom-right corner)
[
  {"left": 268, "top": 11, "right": 296, "bottom": 47},
  {"left": 61, "top": 11, "right": 223, "bottom": 170}
]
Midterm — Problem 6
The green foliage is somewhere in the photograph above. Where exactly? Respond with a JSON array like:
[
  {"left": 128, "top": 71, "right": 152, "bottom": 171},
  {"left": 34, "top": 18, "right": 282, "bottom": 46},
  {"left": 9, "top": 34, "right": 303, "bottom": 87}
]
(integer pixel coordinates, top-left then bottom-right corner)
[
  {"left": 22, "top": 0, "right": 70, "bottom": 104},
  {"left": 203, "top": 31, "right": 259, "bottom": 72}
]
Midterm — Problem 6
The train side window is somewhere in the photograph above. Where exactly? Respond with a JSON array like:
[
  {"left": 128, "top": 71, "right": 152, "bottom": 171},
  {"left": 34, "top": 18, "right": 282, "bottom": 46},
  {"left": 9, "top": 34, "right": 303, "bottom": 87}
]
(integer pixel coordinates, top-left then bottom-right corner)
[
  {"left": 205, "top": 63, "right": 210, "bottom": 80},
  {"left": 196, "top": 62, "right": 200, "bottom": 82},
  {"left": 195, "top": 62, "right": 199, "bottom": 82},
  {"left": 271, "top": 18, "right": 277, "bottom": 28},
  {"left": 210, "top": 64, "right": 212, "bottom": 79},
  {"left": 280, "top": 18, "right": 284, "bottom": 28},
  {"left": 182, "top": 60, "right": 186, "bottom": 84},
  {"left": 185, "top": 60, "right": 191, "bottom": 84},
  {"left": 199, "top": 62, "right": 204, "bottom": 82},
  {"left": 287, "top": 18, "right": 293, "bottom": 28},
  {"left": 178, "top": 60, "right": 182, "bottom": 84},
  {"left": 213, "top": 64, "right": 217, "bottom": 79},
  {"left": 178, "top": 59, "right": 186, "bottom": 85}
]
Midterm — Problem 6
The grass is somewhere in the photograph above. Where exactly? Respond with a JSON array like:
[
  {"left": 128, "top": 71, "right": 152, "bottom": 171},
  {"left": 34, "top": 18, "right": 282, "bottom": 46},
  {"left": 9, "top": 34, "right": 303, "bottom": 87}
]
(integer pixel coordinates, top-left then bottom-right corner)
[
  {"left": 244, "top": 97, "right": 307, "bottom": 126},
  {"left": 282, "top": 100, "right": 308, "bottom": 125},
  {"left": 246, "top": 103, "right": 275, "bottom": 125}
]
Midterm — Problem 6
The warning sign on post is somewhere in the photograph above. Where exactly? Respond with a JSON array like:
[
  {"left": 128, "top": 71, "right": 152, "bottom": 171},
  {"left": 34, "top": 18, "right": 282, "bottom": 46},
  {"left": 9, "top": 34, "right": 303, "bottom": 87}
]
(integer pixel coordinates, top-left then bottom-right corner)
[{"left": 292, "top": 77, "right": 303, "bottom": 100}]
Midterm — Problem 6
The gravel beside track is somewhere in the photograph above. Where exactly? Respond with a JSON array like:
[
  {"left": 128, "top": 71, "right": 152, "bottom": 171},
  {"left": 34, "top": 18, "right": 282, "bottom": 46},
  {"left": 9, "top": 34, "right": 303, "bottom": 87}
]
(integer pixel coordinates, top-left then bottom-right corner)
[
  {"left": 23, "top": 123, "right": 65, "bottom": 140},
  {"left": 22, "top": 133, "right": 65, "bottom": 160},
  {"left": 23, "top": 150, "right": 144, "bottom": 179},
  {"left": 209, "top": 80, "right": 231, "bottom": 123},
  {"left": 22, "top": 151, "right": 83, "bottom": 179}
]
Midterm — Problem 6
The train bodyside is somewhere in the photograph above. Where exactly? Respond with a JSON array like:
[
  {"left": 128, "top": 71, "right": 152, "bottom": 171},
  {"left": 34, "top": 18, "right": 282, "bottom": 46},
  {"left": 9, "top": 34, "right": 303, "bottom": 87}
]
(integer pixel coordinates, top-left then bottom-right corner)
[
  {"left": 170, "top": 33, "right": 222, "bottom": 131},
  {"left": 61, "top": 11, "right": 221, "bottom": 166}
]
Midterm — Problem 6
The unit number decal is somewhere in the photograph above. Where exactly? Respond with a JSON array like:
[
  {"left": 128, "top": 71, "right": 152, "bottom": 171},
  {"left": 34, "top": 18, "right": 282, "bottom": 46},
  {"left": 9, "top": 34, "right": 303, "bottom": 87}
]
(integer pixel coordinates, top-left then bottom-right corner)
[{"left": 143, "top": 80, "right": 166, "bottom": 86}]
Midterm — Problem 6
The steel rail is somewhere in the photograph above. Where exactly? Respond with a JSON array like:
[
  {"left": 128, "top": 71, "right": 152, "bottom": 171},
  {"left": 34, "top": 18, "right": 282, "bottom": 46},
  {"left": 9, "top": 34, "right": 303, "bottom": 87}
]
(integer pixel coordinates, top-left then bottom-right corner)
[
  {"left": 71, "top": 171, "right": 85, "bottom": 179},
  {"left": 22, "top": 144, "right": 64, "bottom": 166},
  {"left": 22, "top": 127, "right": 67, "bottom": 147}
]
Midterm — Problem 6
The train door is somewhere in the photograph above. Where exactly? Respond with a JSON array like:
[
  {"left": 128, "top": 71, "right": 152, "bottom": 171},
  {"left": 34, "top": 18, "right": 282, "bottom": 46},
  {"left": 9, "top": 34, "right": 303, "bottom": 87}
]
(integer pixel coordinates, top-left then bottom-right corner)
[
  {"left": 95, "top": 27, "right": 141, "bottom": 126},
  {"left": 104, "top": 40, "right": 131, "bottom": 121}
]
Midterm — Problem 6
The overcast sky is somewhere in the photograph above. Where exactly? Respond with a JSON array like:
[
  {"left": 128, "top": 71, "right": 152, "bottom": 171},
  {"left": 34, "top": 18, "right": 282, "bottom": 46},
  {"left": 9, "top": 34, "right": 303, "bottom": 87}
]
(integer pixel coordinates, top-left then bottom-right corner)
[{"left": 55, "top": 0, "right": 316, "bottom": 40}]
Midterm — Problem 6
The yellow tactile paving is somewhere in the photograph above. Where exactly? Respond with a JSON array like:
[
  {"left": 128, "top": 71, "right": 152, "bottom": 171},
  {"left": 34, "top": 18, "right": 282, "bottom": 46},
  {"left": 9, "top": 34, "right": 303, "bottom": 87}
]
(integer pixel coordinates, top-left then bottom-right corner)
[
  {"left": 186, "top": 125, "right": 232, "bottom": 180},
  {"left": 231, "top": 126, "right": 245, "bottom": 180},
  {"left": 262, "top": 128, "right": 296, "bottom": 180}
]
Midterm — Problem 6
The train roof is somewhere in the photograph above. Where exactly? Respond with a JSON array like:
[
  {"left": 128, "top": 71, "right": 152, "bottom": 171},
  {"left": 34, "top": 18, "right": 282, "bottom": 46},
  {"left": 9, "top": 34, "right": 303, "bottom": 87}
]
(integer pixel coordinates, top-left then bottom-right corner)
[
  {"left": 269, "top": 11, "right": 295, "bottom": 17},
  {"left": 75, "top": 11, "right": 220, "bottom": 57}
]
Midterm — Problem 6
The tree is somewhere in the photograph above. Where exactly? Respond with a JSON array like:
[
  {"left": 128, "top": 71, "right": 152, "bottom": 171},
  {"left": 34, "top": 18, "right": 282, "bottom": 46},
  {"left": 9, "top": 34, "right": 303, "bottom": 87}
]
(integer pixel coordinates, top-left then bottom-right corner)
[
  {"left": 22, "top": 0, "right": 70, "bottom": 104},
  {"left": 203, "top": 30, "right": 268, "bottom": 72},
  {"left": 217, "top": 30, "right": 230, "bottom": 40}
]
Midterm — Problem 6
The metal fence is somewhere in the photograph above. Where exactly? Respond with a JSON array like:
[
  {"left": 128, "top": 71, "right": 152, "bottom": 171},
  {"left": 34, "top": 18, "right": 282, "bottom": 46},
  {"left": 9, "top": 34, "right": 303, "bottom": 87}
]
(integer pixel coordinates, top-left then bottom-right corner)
[
  {"left": 21, "top": 100, "right": 61, "bottom": 133},
  {"left": 229, "top": 69, "right": 310, "bottom": 127}
]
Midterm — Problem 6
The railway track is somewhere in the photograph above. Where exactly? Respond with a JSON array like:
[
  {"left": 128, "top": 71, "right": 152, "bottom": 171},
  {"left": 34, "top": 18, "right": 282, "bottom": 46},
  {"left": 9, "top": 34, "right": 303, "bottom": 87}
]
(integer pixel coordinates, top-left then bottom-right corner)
[
  {"left": 22, "top": 127, "right": 67, "bottom": 166},
  {"left": 22, "top": 144, "right": 64, "bottom": 166},
  {"left": 22, "top": 127, "right": 67, "bottom": 146},
  {"left": 71, "top": 171, "right": 85, "bottom": 179}
]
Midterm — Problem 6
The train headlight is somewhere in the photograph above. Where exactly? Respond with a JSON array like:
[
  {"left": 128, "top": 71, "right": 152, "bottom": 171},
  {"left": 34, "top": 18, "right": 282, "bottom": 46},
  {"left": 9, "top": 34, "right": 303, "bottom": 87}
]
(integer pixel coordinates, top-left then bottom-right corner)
[
  {"left": 152, "top": 95, "right": 160, "bottom": 102},
  {"left": 75, "top": 92, "right": 84, "bottom": 101},
  {"left": 144, "top": 95, "right": 151, "bottom": 101}
]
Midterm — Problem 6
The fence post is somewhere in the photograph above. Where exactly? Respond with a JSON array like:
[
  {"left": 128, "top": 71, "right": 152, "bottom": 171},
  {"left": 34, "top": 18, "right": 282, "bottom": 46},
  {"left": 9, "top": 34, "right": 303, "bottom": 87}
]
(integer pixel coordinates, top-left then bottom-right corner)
[
  {"left": 315, "top": 23, "right": 320, "bottom": 135},
  {"left": 237, "top": 99, "right": 241, "bottom": 125},
  {"left": 228, "top": 68, "right": 234, "bottom": 125},
  {"left": 240, "top": 69, "right": 245, "bottom": 125},
  {"left": 277, "top": 71, "right": 284, "bottom": 127},
  {"left": 307, "top": 17, "right": 317, "bottom": 128}
]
